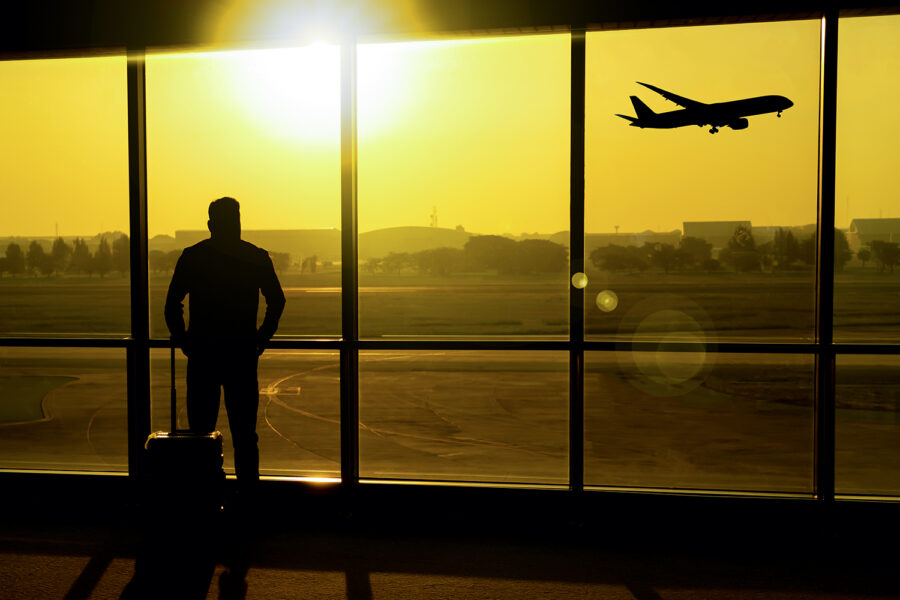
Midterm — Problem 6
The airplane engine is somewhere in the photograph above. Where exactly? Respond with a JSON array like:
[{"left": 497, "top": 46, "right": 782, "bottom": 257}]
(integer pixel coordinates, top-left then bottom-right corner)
[{"left": 728, "top": 118, "right": 749, "bottom": 130}]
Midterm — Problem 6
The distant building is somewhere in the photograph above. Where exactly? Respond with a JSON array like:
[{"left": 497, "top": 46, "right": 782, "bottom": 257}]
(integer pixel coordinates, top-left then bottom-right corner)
[
  {"left": 174, "top": 228, "right": 342, "bottom": 262},
  {"left": 683, "top": 221, "right": 752, "bottom": 252},
  {"left": 846, "top": 218, "right": 900, "bottom": 253},
  {"left": 752, "top": 224, "right": 817, "bottom": 246}
]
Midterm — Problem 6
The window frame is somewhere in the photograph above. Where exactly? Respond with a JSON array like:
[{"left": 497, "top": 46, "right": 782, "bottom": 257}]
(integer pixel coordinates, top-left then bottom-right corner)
[{"left": 3, "top": 8, "right": 896, "bottom": 503}]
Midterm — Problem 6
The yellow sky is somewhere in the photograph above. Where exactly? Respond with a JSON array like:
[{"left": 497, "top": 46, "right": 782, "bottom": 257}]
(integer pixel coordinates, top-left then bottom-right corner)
[
  {"left": 836, "top": 14, "right": 900, "bottom": 227},
  {"left": 0, "top": 16, "right": 897, "bottom": 238},
  {"left": 0, "top": 56, "right": 129, "bottom": 238},
  {"left": 586, "top": 20, "right": 821, "bottom": 233}
]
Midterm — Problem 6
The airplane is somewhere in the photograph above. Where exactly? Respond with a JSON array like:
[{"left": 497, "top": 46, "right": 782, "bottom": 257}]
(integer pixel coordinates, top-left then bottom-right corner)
[{"left": 616, "top": 82, "right": 793, "bottom": 134}]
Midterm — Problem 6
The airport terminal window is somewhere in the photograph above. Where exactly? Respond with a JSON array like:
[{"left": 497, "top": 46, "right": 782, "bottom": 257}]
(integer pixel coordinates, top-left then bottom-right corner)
[
  {"left": 150, "top": 348, "right": 341, "bottom": 479},
  {"left": 584, "top": 352, "right": 814, "bottom": 493},
  {"left": 357, "top": 34, "right": 570, "bottom": 339},
  {"left": 584, "top": 21, "right": 821, "bottom": 343},
  {"left": 0, "top": 55, "right": 130, "bottom": 336},
  {"left": 145, "top": 46, "right": 342, "bottom": 339},
  {"left": 834, "top": 15, "right": 900, "bottom": 343},
  {"left": 0, "top": 347, "right": 128, "bottom": 472},
  {"left": 835, "top": 355, "right": 900, "bottom": 497},
  {"left": 359, "top": 351, "right": 568, "bottom": 484},
  {"left": 5, "top": 11, "right": 900, "bottom": 501}
]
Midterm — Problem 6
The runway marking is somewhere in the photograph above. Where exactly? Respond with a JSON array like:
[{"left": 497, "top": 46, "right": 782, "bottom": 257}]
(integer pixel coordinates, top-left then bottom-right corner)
[{"left": 258, "top": 355, "right": 564, "bottom": 458}]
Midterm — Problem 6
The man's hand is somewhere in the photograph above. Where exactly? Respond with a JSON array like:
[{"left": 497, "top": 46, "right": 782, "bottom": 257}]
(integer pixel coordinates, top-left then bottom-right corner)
[
  {"left": 173, "top": 332, "right": 192, "bottom": 358},
  {"left": 256, "top": 332, "right": 268, "bottom": 357}
]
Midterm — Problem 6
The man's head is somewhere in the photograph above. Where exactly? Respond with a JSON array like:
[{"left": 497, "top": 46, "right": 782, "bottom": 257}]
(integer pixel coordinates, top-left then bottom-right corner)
[{"left": 208, "top": 196, "right": 241, "bottom": 240}]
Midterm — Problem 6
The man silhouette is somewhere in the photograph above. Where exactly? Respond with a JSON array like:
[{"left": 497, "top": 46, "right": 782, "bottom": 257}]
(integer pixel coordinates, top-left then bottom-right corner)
[{"left": 165, "top": 197, "right": 286, "bottom": 495}]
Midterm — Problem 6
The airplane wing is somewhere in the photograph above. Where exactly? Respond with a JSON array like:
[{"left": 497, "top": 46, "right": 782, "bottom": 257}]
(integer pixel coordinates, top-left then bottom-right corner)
[{"left": 637, "top": 82, "right": 707, "bottom": 110}]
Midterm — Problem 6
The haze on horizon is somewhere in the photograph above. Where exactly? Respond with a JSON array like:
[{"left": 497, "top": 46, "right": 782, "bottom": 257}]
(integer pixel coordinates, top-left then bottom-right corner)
[{"left": 1, "top": 16, "right": 897, "bottom": 240}]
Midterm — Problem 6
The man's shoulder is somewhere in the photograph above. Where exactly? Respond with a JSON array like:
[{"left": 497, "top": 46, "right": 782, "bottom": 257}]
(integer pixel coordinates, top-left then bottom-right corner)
[
  {"left": 179, "top": 238, "right": 271, "bottom": 265},
  {"left": 183, "top": 239, "right": 211, "bottom": 253},
  {"left": 237, "top": 240, "right": 272, "bottom": 263}
]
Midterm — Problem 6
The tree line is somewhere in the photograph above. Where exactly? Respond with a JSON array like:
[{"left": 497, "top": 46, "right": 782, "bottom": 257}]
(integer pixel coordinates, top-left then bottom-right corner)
[
  {"left": 364, "top": 236, "right": 569, "bottom": 277},
  {"left": 0, "top": 236, "right": 129, "bottom": 278},
  {"left": 5, "top": 228, "right": 899, "bottom": 279},
  {"left": 589, "top": 226, "right": 899, "bottom": 274}
]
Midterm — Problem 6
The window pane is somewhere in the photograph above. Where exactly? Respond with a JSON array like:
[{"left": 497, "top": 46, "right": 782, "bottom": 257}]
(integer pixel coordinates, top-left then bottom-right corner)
[
  {"left": 0, "top": 347, "right": 127, "bottom": 471},
  {"left": 835, "top": 15, "right": 900, "bottom": 343},
  {"left": 151, "top": 348, "right": 340, "bottom": 479},
  {"left": 360, "top": 351, "right": 568, "bottom": 484},
  {"left": 585, "top": 22, "right": 820, "bottom": 342},
  {"left": 836, "top": 355, "right": 900, "bottom": 497},
  {"left": 585, "top": 352, "right": 814, "bottom": 493},
  {"left": 357, "top": 35, "right": 570, "bottom": 339},
  {"left": 146, "top": 46, "right": 342, "bottom": 339},
  {"left": 0, "top": 56, "right": 129, "bottom": 336}
]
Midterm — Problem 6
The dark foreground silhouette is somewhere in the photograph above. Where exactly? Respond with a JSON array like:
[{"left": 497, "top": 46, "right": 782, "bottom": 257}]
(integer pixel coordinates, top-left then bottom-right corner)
[
  {"left": 164, "top": 196, "right": 285, "bottom": 487},
  {"left": 616, "top": 81, "right": 793, "bottom": 134}
]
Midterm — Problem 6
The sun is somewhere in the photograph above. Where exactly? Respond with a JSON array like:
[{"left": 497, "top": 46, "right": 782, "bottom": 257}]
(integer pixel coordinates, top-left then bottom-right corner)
[{"left": 229, "top": 44, "right": 341, "bottom": 146}]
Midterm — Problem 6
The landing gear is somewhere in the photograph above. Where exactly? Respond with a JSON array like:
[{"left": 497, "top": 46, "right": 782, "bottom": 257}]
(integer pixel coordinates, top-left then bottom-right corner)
[
  {"left": 777, "top": 111, "right": 782, "bottom": 118},
  {"left": 709, "top": 127, "right": 719, "bottom": 134}
]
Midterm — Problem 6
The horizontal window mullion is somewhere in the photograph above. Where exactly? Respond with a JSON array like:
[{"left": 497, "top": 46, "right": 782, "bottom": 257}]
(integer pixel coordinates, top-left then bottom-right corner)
[
  {"left": 357, "top": 340, "right": 571, "bottom": 351},
  {"left": 0, "top": 337, "right": 132, "bottom": 348},
  {"left": 146, "top": 337, "right": 343, "bottom": 350}
]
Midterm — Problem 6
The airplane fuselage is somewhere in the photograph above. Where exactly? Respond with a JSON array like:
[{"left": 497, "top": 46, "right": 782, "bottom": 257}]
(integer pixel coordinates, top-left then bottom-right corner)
[
  {"left": 639, "top": 95, "right": 792, "bottom": 128},
  {"left": 616, "top": 83, "right": 794, "bottom": 133}
]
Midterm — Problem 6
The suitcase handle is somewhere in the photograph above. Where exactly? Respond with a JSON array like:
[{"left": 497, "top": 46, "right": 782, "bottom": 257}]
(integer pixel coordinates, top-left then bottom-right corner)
[{"left": 171, "top": 337, "right": 177, "bottom": 433}]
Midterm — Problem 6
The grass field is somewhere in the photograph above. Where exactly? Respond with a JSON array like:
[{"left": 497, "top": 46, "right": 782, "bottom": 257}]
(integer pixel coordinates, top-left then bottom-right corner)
[{"left": 1, "top": 268, "right": 899, "bottom": 340}]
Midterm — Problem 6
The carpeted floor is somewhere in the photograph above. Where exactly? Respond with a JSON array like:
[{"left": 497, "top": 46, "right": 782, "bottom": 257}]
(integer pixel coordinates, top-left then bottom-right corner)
[{"left": 1, "top": 505, "right": 898, "bottom": 600}]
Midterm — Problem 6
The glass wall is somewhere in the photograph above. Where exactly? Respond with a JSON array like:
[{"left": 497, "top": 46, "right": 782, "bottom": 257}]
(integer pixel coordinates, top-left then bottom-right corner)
[
  {"left": 357, "top": 35, "right": 570, "bottom": 339},
  {"left": 3, "top": 14, "right": 899, "bottom": 501},
  {"left": 359, "top": 351, "right": 568, "bottom": 484},
  {"left": 835, "top": 15, "right": 900, "bottom": 342},
  {"left": 835, "top": 355, "right": 900, "bottom": 496},
  {"left": 0, "top": 55, "right": 130, "bottom": 336},
  {"left": 150, "top": 348, "right": 340, "bottom": 479},
  {"left": 585, "top": 21, "right": 821, "bottom": 343},
  {"left": 145, "top": 46, "right": 342, "bottom": 339},
  {"left": 585, "top": 352, "right": 814, "bottom": 492},
  {"left": 0, "top": 347, "right": 128, "bottom": 471}
]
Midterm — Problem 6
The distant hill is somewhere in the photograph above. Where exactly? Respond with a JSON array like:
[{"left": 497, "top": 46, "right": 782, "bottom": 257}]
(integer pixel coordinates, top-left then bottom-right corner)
[
  {"left": 358, "top": 226, "right": 471, "bottom": 260},
  {"left": 149, "top": 234, "right": 179, "bottom": 252}
]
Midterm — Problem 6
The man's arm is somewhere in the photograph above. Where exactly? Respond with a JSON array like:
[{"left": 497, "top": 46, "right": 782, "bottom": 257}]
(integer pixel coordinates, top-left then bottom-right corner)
[
  {"left": 164, "top": 251, "right": 190, "bottom": 350},
  {"left": 257, "top": 252, "right": 286, "bottom": 354}
]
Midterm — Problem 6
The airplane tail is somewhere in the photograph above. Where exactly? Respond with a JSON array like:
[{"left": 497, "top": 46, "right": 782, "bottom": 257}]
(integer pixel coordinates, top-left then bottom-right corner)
[
  {"left": 615, "top": 113, "right": 638, "bottom": 124},
  {"left": 629, "top": 96, "right": 656, "bottom": 120}
]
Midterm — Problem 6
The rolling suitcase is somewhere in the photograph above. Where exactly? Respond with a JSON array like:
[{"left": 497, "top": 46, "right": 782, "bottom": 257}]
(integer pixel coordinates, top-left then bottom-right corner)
[{"left": 144, "top": 342, "right": 225, "bottom": 521}]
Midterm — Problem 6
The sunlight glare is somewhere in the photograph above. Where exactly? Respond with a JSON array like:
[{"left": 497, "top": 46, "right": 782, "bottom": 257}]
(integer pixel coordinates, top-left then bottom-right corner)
[
  {"left": 357, "top": 42, "right": 415, "bottom": 141},
  {"left": 231, "top": 45, "right": 340, "bottom": 145}
]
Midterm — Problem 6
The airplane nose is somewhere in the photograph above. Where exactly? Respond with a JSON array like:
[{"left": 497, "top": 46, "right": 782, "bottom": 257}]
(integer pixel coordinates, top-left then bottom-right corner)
[{"left": 784, "top": 98, "right": 794, "bottom": 108}]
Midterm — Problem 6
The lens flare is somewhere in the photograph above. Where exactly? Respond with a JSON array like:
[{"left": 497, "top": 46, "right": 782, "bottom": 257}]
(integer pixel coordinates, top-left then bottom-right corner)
[
  {"left": 615, "top": 295, "right": 718, "bottom": 397},
  {"left": 571, "top": 272, "right": 588, "bottom": 289},
  {"left": 596, "top": 290, "right": 618, "bottom": 312}
]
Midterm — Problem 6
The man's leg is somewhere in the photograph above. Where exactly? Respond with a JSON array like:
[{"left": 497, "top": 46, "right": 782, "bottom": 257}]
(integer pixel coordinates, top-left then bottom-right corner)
[
  {"left": 186, "top": 353, "right": 222, "bottom": 433},
  {"left": 223, "top": 352, "right": 260, "bottom": 485}
]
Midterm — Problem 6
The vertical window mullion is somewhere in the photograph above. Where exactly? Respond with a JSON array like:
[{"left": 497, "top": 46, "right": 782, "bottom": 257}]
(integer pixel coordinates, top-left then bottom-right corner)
[
  {"left": 570, "top": 30, "right": 586, "bottom": 494},
  {"left": 815, "top": 11, "right": 839, "bottom": 503},
  {"left": 340, "top": 38, "right": 360, "bottom": 488},
  {"left": 126, "top": 48, "right": 151, "bottom": 481}
]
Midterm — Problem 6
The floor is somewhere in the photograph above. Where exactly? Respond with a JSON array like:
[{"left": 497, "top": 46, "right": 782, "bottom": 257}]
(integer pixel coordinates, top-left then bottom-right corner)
[{"left": 1, "top": 498, "right": 898, "bottom": 600}]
